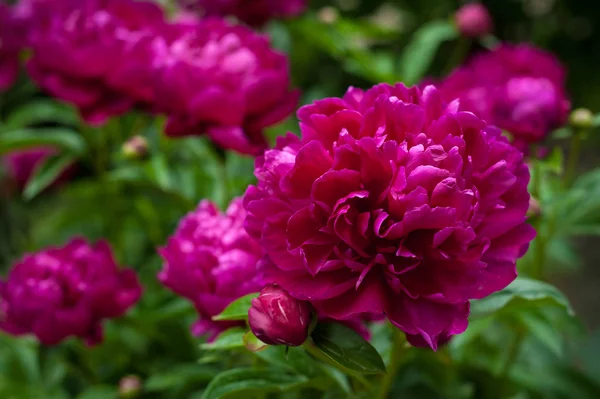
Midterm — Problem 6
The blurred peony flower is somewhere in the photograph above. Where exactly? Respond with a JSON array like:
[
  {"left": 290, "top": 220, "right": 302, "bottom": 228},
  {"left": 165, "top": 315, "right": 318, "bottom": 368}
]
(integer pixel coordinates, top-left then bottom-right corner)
[
  {"left": 158, "top": 198, "right": 264, "bottom": 340},
  {"left": 152, "top": 18, "right": 299, "bottom": 155},
  {"left": 439, "top": 44, "right": 570, "bottom": 151},
  {"left": 0, "top": 3, "right": 24, "bottom": 90},
  {"left": 178, "top": 0, "right": 307, "bottom": 27},
  {"left": 248, "top": 284, "right": 312, "bottom": 346},
  {"left": 244, "top": 83, "right": 535, "bottom": 350},
  {"left": 0, "top": 238, "right": 142, "bottom": 345},
  {"left": 454, "top": 3, "right": 493, "bottom": 38},
  {"left": 2, "top": 147, "right": 72, "bottom": 191},
  {"left": 26, "top": 0, "right": 167, "bottom": 125}
]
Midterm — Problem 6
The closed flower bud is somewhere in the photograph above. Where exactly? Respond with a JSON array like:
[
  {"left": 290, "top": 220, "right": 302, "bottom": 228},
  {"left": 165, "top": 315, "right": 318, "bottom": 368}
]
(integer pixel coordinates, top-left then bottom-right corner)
[
  {"left": 119, "top": 375, "right": 142, "bottom": 398},
  {"left": 569, "top": 108, "right": 594, "bottom": 129},
  {"left": 248, "top": 284, "right": 312, "bottom": 346},
  {"left": 122, "top": 136, "right": 149, "bottom": 160},
  {"left": 455, "top": 3, "right": 493, "bottom": 38}
]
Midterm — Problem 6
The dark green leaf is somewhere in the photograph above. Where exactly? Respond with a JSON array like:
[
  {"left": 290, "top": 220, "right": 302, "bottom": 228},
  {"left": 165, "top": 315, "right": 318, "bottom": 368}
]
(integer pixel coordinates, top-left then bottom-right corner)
[
  {"left": 22, "top": 153, "right": 76, "bottom": 200},
  {"left": 76, "top": 386, "right": 118, "bottom": 399},
  {"left": 310, "top": 322, "right": 386, "bottom": 374},
  {"left": 399, "top": 20, "right": 459, "bottom": 85},
  {"left": 470, "top": 277, "right": 574, "bottom": 318},
  {"left": 212, "top": 293, "right": 258, "bottom": 321},
  {"left": 145, "top": 364, "right": 220, "bottom": 392},
  {"left": 4, "top": 100, "right": 78, "bottom": 129},
  {"left": 0, "top": 128, "right": 86, "bottom": 155},
  {"left": 201, "top": 368, "right": 308, "bottom": 399},
  {"left": 200, "top": 328, "right": 245, "bottom": 351}
]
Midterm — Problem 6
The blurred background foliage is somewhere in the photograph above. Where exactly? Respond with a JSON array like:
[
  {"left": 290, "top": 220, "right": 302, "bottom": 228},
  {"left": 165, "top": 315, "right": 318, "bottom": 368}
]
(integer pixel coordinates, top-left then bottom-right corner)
[{"left": 2, "top": 0, "right": 600, "bottom": 398}]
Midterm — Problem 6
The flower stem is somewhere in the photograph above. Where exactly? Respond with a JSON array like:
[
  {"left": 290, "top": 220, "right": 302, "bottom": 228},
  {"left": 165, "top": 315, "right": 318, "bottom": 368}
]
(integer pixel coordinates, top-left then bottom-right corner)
[
  {"left": 377, "top": 327, "right": 406, "bottom": 399},
  {"left": 564, "top": 130, "right": 583, "bottom": 189}
]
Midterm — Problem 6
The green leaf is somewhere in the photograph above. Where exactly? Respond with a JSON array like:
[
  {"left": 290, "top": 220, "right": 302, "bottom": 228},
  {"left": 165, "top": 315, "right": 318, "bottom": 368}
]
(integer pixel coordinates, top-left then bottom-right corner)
[
  {"left": 76, "top": 386, "right": 118, "bottom": 399},
  {"left": 22, "top": 153, "right": 75, "bottom": 200},
  {"left": 4, "top": 100, "right": 78, "bottom": 129},
  {"left": 0, "top": 128, "right": 86, "bottom": 155},
  {"left": 145, "top": 364, "right": 220, "bottom": 392},
  {"left": 201, "top": 368, "right": 308, "bottom": 399},
  {"left": 212, "top": 293, "right": 258, "bottom": 321},
  {"left": 309, "top": 322, "right": 386, "bottom": 375},
  {"left": 243, "top": 331, "right": 269, "bottom": 352},
  {"left": 200, "top": 328, "right": 245, "bottom": 351},
  {"left": 399, "top": 20, "right": 459, "bottom": 85},
  {"left": 470, "top": 277, "right": 575, "bottom": 319}
]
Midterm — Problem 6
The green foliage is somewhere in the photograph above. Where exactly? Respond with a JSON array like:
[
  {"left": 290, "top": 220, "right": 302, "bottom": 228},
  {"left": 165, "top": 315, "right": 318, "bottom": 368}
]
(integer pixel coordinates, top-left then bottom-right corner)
[{"left": 212, "top": 293, "right": 259, "bottom": 322}]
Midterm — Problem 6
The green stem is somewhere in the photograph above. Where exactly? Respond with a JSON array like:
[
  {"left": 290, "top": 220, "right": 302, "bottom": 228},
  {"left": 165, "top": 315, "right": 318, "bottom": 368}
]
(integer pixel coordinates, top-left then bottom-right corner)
[
  {"left": 498, "top": 328, "right": 525, "bottom": 388},
  {"left": 564, "top": 131, "right": 583, "bottom": 188},
  {"left": 377, "top": 328, "right": 406, "bottom": 399},
  {"left": 443, "top": 38, "right": 471, "bottom": 76}
]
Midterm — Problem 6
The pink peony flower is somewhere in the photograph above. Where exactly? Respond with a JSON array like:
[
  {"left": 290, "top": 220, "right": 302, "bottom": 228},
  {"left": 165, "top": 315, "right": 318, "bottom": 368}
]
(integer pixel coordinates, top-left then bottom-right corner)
[
  {"left": 0, "top": 3, "right": 24, "bottom": 90},
  {"left": 249, "top": 284, "right": 312, "bottom": 346},
  {"left": 158, "top": 198, "right": 264, "bottom": 340},
  {"left": 439, "top": 44, "right": 570, "bottom": 150},
  {"left": 243, "top": 83, "right": 535, "bottom": 350},
  {"left": 25, "top": 0, "right": 167, "bottom": 125},
  {"left": 2, "top": 147, "right": 72, "bottom": 191},
  {"left": 0, "top": 238, "right": 142, "bottom": 346},
  {"left": 178, "top": 0, "right": 307, "bottom": 27},
  {"left": 152, "top": 18, "right": 299, "bottom": 155},
  {"left": 454, "top": 3, "right": 493, "bottom": 38}
]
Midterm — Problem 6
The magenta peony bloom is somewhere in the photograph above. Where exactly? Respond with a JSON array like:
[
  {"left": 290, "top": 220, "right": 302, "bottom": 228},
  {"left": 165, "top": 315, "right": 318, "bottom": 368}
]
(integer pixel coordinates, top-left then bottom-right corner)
[
  {"left": 0, "top": 238, "right": 142, "bottom": 346},
  {"left": 178, "top": 0, "right": 307, "bottom": 27},
  {"left": 152, "top": 18, "right": 299, "bottom": 155},
  {"left": 158, "top": 198, "right": 264, "bottom": 340},
  {"left": 0, "top": 4, "right": 24, "bottom": 90},
  {"left": 249, "top": 284, "right": 312, "bottom": 346},
  {"left": 26, "top": 0, "right": 167, "bottom": 125},
  {"left": 2, "top": 147, "right": 72, "bottom": 191},
  {"left": 454, "top": 3, "right": 493, "bottom": 38},
  {"left": 439, "top": 44, "right": 570, "bottom": 150},
  {"left": 243, "top": 83, "right": 535, "bottom": 350}
]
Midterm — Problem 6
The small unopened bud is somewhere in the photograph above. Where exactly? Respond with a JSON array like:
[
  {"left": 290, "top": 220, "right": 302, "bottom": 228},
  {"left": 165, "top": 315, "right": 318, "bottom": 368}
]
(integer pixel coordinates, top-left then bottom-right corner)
[
  {"left": 122, "top": 136, "right": 149, "bottom": 160},
  {"left": 569, "top": 108, "right": 594, "bottom": 129},
  {"left": 248, "top": 284, "right": 312, "bottom": 347},
  {"left": 317, "top": 7, "right": 339, "bottom": 24},
  {"left": 455, "top": 3, "right": 493, "bottom": 38},
  {"left": 527, "top": 196, "right": 541, "bottom": 217},
  {"left": 119, "top": 375, "right": 142, "bottom": 398}
]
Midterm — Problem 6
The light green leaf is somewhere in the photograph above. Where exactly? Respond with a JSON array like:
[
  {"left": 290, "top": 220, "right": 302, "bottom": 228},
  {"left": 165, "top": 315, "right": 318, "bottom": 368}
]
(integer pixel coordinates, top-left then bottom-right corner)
[
  {"left": 309, "top": 322, "right": 386, "bottom": 375},
  {"left": 201, "top": 368, "right": 308, "bottom": 399},
  {"left": 200, "top": 328, "right": 245, "bottom": 351},
  {"left": 470, "top": 277, "right": 575, "bottom": 318},
  {"left": 212, "top": 293, "right": 258, "bottom": 321},
  {"left": 23, "top": 153, "right": 75, "bottom": 200},
  {"left": 400, "top": 20, "right": 459, "bottom": 85},
  {"left": 243, "top": 331, "right": 269, "bottom": 352},
  {"left": 4, "top": 100, "right": 78, "bottom": 129},
  {"left": 145, "top": 364, "right": 220, "bottom": 392},
  {"left": 0, "top": 128, "right": 86, "bottom": 155},
  {"left": 76, "top": 386, "right": 118, "bottom": 399}
]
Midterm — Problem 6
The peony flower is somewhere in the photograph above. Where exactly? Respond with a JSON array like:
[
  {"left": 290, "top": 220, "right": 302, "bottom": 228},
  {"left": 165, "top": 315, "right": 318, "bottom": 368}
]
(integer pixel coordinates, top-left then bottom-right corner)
[
  {"left": 0, "top": 238, "right": 142, "bottom": 346},
  {"left": 439, "top": 44, "right": 570, "bottom": 150},
  {"left": 0, "top": 3, "right": 24, "bottom": 90},
  {"left": 26, "top": 0, "right": 167, "bottom": 125},
  {"left": 178, "top": 0, "right": 307, "bottom": 27},
  {"left": 158, "top": 198, "right": 264, "bottom": 340},
  {"left": 454, "top": 3, "right": 493, "bottom": 38},
  {"left": 244, "top": 83, "right": 535, "bottom": 350},
  {"left": 249, "top": 284, "right": 312, "bottom": 346},
  {"left": 2, "top": 147, "right": 71, "bottom": 191},
  {"left": 152, "top": 18, "right": 299, "bottom": 155}
]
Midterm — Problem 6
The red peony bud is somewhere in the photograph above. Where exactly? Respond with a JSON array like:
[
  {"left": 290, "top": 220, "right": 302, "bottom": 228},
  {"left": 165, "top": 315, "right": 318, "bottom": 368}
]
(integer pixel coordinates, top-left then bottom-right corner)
[
  {"left": 455, "top": 3, "right": 493, "bottom": 38},
  {"left": 248, "top": 284, "right": 312, "bottom": 346}
]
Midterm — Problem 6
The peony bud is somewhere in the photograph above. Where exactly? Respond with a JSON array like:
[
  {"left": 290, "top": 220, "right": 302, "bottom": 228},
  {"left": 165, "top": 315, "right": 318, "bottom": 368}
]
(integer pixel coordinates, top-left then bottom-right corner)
[
  {"left": 569, "top": 108, "right": 594, "bottom": 129},
  {"left": 248, "top": 284, "right": 312, "bottom": 346},
  {"left": 527, "top": 196, "right": 541, "bottom": 218},
  {"left": 122, "top": 136, "right": 149, "bottom": 160},
  {"left": 119, "top": 375, "right": 142, "bottom": 398},
  {"left": 455, "top": 3, "right": 493, "bottom": 38}
]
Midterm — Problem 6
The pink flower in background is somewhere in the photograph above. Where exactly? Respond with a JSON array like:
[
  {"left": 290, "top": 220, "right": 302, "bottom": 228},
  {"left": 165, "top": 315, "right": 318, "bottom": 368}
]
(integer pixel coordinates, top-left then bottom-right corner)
[
  {"left": 25, "top": 0, "right": 167, "bottom": 125},
  {"left": 2, "top": 147, "right": 70, "bottom": 191},
  {"left": 158, "top": 198, "right": 264, "bottom": 340},
  {"left": 178, "top": 0, "right": 307, "bottom": 27},
  {"left": 152, "top": 18, "right": 299, "bottom": 155},
  {"left": 0, "top": 3, "right": 24, "bottom": 90},
  {"left": 440, "top": 44, "right": 570, "bottom": 150},
  {"left": 244, "top": 84, "right": 535, "bottom": 350},
  {"left": 455, "top": 3, "right": 493, "bottom": 38},
  {"left": 0, "top": 239, "right": 142, "bottom": 345}
]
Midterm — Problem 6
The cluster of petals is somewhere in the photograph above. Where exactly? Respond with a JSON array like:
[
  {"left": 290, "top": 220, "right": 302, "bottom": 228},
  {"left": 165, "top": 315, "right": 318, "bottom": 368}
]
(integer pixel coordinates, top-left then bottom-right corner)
[
  {"left": 0, "top": 238, "right": 142, "bottom": 345},
  {"left": 0, "top": 3, "right": 25, "bottom": 90},
  {"left": 158, "top": 198, "right": 264, "bottom": 340},
  {"left": 244, "top": 83, "right": 535, "bottom": 349},
  {"left": 25, "top": 0, "right": 167, "bottom": 125},
  {"left": 178, "top": 0, "right": 307, "bottom": 27},
  {"left": 439, "top": 44, "right": 570, "bottom": 150},
  {"left": 152, "top": 17, "right": 299, "bottom": 155}
]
